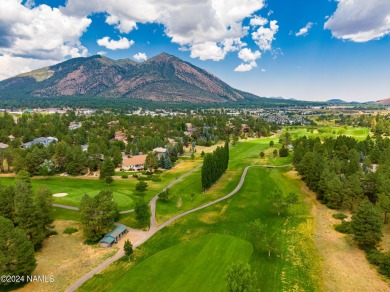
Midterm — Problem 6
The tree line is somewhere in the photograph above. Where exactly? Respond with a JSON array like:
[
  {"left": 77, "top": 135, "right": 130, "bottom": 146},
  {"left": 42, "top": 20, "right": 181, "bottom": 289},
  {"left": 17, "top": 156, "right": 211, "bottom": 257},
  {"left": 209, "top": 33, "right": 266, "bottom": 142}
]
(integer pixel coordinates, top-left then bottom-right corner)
[
  {"left": 0, "top": 171, "right": 53, "bottom": 287},
  {"left": 293, "top": 134, "right": 390, "bottom": 278},
  {"left": 0, "top": 111, "right": 272, "bottom": 176},
  {"left": 201, "top": 141, "right": 229, "bottom": 191}
]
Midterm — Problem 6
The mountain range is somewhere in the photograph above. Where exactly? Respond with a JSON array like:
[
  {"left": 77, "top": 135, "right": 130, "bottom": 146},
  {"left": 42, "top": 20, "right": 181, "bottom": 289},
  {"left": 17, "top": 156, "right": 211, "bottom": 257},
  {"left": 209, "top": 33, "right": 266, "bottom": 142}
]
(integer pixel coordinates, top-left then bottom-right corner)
[{"left": 0, "top": 53, "right": 265, "bottom": 103}]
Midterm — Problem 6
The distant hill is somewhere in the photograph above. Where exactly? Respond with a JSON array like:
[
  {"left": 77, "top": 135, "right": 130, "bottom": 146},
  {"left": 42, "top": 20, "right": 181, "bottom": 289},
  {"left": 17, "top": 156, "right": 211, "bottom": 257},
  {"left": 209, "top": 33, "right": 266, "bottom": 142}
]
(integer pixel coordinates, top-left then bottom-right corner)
[
  {"left": 375, "top": 98, "right": 390, "bottom": 105},
  {"left": 0, "top": 53, "right": 270, "bottom": 104},
  {"left": 326, "top": 99, "right": 348, "bottom": 104}
]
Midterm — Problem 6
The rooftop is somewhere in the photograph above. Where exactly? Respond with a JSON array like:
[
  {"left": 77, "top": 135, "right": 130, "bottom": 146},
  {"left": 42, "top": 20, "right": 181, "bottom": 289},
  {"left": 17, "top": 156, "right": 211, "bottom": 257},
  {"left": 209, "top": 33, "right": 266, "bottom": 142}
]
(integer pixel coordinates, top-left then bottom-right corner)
[{"left": 122, "top": 154, "right": 147, "bottom": 167}]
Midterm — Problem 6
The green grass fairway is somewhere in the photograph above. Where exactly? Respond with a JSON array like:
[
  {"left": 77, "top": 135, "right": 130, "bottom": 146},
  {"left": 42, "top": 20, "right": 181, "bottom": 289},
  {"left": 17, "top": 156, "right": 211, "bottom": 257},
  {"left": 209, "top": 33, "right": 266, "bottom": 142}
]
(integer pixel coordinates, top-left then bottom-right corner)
[
  {"left": 82, "top": 234, "right": 252, "bottom": 292},
  {"left": 284, "top": 126, "right": 371, "bottom": 141},
  {"left": 156, "top": 138, "right": 277, "bottom": 223},
  {"left": 0, "top": 158, "right": 202, "bottom": 212},
  {"left": 52, "top": 207, "right": 80, "bottom": 221},
  {"left": 81, "top": 165, "right": 321, "bottom": 292}
]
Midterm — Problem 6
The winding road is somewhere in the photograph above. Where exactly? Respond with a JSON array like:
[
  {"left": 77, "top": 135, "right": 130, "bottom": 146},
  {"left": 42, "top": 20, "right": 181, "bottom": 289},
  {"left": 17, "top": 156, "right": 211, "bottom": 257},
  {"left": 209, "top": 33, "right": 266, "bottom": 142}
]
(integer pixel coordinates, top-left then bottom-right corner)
[{"left": 63, "top": 163, "right": 291, "bottom": 292}]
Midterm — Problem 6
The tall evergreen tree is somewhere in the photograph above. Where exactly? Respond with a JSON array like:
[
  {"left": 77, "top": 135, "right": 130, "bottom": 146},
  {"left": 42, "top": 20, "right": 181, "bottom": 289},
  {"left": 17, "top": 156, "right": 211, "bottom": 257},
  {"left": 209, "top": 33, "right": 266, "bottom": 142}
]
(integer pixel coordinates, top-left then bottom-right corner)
[
  {"left": 351, "top": 200, "right": 383, "bottom": 249},
  {"left": 134, "top": 199, "right": 150, "bottom": 228},
  {"left": 34, "top": 186, "right": 54, "bottom": 236},
  {"left": 0, "top": 185, "right": 15, "bottom": 221},
  {"left": 79, "top": 190, "right": 118, "bottom": 241},
  {"left": 100, "top": 158, "right": 115, "bottom": 180},
  {"left": 14, "top": 181, "right": 45, "bottom": 250},
  {"left": 0, "top": 216, "right": 36, "bottom": 283},
  {"left": 164, "top": 157, "right": 172, "bottom": 169}
]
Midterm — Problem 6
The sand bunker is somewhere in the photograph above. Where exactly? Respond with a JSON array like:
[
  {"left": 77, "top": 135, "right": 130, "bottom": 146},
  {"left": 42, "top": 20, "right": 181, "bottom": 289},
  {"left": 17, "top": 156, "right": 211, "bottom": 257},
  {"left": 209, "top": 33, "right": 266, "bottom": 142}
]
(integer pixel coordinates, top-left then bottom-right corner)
[{"left": 53, "top": 193, "right": 68, "bottom": 197}]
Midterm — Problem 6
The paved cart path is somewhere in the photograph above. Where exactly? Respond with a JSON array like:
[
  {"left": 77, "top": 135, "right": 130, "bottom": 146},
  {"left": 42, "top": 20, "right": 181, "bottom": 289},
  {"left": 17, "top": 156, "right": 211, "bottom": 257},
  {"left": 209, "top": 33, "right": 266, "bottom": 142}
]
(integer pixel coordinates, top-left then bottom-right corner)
[{"left": 64, "top": 164, "right": 291, "bottom": 292}]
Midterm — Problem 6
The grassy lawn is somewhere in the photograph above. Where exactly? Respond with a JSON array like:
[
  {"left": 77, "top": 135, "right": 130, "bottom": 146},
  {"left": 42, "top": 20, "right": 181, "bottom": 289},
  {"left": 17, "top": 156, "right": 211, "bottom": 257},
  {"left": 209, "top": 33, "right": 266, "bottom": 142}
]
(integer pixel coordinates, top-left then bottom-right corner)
[
  {"left": 111, "top": 234, "right": 252, "bottom": 292},
  {"left": 81, "top": 164, "right": 321, "bottom": 291},
  {"left": 0, "top": 157, "right": 202, "bottom": 212},
  {"left": 156, "top": 138, "right": 289, "bottom": 224},
  {"left": 52, "top": 207, "right": 80, "bottom": 221},
  {"left": 283, "top": 126, "right": 371, "bottom": 141}
]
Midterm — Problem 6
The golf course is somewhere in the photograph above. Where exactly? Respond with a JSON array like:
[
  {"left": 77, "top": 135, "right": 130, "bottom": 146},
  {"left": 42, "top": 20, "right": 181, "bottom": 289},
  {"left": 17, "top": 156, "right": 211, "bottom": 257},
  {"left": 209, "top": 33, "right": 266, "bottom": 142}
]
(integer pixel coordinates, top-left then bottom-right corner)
[
  {"left": 3, "top": 125, "right": 383, "bottom": 292},
  {"left": 77, "top": 135, "right": 322, "bottom": 292}
]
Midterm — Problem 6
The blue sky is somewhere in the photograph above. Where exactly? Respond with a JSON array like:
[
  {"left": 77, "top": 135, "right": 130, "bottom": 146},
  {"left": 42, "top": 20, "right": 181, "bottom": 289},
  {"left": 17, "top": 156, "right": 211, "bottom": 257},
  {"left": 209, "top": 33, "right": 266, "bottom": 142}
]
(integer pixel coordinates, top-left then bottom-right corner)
[{"left": 1, "top": 0, "right": 390, "bottom": 102}]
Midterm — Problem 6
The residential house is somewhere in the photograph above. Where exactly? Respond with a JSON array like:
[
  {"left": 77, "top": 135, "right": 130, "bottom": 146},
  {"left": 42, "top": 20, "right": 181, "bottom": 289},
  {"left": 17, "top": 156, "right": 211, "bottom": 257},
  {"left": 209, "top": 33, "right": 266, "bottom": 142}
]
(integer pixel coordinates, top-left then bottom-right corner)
[
  {"left": 241, "top": 124, "right": 250, "bottom": 133},
  {"left": 153, "top": 147, "right": 167, "bottom": 159},
  {"left": 107, "top": 120, "right": 119, "bottom": 128},
  {"left": 114, "top": 131, "right": 127, "bottom": 144},
  {"left": 122, "top": 154, "right": 147, "bottom": 171},
  {"left": 21, "top": 137, "right": 58, "bottom": 149},
  {"left": 0, "top": 142, "right": 8, "bottom": 149},
  {"left": 68, "top": 122, "right": 82, "bottom": 131}
]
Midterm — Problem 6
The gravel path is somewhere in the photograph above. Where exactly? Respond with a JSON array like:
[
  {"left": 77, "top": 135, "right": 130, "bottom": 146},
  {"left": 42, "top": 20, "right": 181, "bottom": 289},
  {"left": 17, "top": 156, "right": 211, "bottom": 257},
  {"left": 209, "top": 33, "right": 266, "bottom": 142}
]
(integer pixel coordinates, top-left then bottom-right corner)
[{"left": 64, "top": 163, "right": 291, "bottom": 292}]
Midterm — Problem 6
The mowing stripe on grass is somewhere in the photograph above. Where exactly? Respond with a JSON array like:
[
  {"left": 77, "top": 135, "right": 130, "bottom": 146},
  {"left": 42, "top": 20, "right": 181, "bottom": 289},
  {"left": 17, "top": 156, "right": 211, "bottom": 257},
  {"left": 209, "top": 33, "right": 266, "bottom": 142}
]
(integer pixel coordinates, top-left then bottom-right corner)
[{"left": 112, "top": 233, "right": 253, "bottom": 292}]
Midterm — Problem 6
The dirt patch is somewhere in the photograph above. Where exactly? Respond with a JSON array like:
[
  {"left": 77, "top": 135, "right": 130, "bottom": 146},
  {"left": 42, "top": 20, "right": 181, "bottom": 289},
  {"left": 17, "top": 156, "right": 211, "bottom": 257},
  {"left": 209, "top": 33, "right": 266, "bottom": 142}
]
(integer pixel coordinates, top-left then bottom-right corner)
[
  {"left": 304, "top": 184, "right": 390, "bottom": 291},
  {"left": 16, "top": 220, "right": 117, "bottom": 292},
  {"left": 198, "top": 211, "right": 220, "bottom": 224},
  {"left": 53, "top": 193, "right": 68, "bottom": 197}
]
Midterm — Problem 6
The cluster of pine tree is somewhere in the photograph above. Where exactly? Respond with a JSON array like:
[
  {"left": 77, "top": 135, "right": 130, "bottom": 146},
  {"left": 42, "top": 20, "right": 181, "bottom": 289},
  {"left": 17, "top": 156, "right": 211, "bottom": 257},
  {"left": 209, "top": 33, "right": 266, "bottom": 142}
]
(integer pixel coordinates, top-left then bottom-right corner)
[
  {"left": 79, "top": 190, "right": 118, "bottom": 241},
  {"left": 201, "top": 141, "right": 229, "bottom": 191},
  {"left": 293, "top": 134, "right": 390, "bottom": 278},
  {"left": 0, "top": 171, "right": 54, "bottom": 285},
  {"left": 293, "top": 135, "right": 390, "bottom": 210}
]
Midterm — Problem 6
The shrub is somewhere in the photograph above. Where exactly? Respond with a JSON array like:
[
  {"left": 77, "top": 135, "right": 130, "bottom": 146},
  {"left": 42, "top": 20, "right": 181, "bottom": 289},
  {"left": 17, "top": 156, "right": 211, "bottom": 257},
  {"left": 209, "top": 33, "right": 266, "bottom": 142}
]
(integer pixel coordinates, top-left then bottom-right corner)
[
  {"left": 378, "top": 253, "right": 390, "bottom": 277},
  {"left": 279, "top": 146, "right": 289, "bottom": 157},
  {"left": 332, "top": 212, "right": 348, "bottom": 220},
  {"left": 63, "top": 227, "right": 78, "bottom": 235},
  {"left": 158, "top": 189, "right": 169, "bottom": 202},
  {"left": 47, "top": 230, "right": 58, "bottom": 236},
  {"left": 334, "top": 221, "right": 352, "bottom": 234},
  {"left": 366, "top": 249, "right": 384, "bottom": 266},
  {"left": 132, "top": 174, "right": 138, "bottom": 178},
  {"left": 151, "top": 175, "right": 161, "bottom": 182},
  {"left": 121, "top": 175, "right": 129, "bottom": 179}
]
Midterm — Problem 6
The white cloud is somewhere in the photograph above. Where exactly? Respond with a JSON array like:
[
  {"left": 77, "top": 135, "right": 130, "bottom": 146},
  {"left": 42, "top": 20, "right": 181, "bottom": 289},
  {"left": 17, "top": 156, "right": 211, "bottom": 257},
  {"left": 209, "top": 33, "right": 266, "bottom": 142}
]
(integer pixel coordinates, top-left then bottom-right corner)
[
  {"left": 97, "top": 51, "right": 106, "bottom": 56},
  {"left": 252, "top": 20, "right": 279, "bottom": 51},
  {"left": 97, "top": 36, "right": 134, "bottom": 50},
  {"left": 296, "top": 22, "right": 314, "bottom": 37},
  {"left": 0, "top": 1, "right": 90, "bottom": 60},
  {"left": 63, "top": 0, "right": 266, "bottom": 61},
  {"left": 24, "top": 0, "right": 35, "bottom": 9},
  {"left": 261, "top": 68, "right": 266, "bottom": 72},
  {"left": 235, "top": 48, "right": 261, "bottom": 72},
  {"left": 0, "top": 0, "right": 90, "bottom": 80},
  {"left": 0, "top": 54, "right": 57, "bottom": 81},
  {"left": 0, "top": 0, "right": 273, "bottom": 78},
  {"left": 234, "top": 61, "right": 257, "bottom": 72},
  {"left": 250, "top": 15, "right": 268, "bottom": 27},
  {"left": 325, "top": 0, "right": 390, "bottom": 42},
  {"left": 238, "top": 48, "right": 261, "bottom": 62},
  {"left": 190, "top": 38, "right": 244, "bottom": 61},
  {"left": 133, "top": 52, "right": 147, "bottom": 61}
]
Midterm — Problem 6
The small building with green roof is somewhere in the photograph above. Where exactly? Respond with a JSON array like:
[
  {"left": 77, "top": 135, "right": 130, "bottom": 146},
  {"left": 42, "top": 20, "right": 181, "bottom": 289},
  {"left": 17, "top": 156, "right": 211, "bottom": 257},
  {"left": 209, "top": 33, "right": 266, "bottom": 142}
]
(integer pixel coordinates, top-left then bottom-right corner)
[{"left": 99, "top": 225, "right": 128, "bottom": 248}]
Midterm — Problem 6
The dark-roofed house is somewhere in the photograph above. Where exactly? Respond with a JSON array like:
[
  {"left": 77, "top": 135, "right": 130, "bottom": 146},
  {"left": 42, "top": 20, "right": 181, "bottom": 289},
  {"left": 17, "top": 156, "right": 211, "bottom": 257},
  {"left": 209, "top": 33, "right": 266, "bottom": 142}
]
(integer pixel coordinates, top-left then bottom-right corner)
[{"left": 99, "top": 225, "right": 128, "bottom": 248}]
